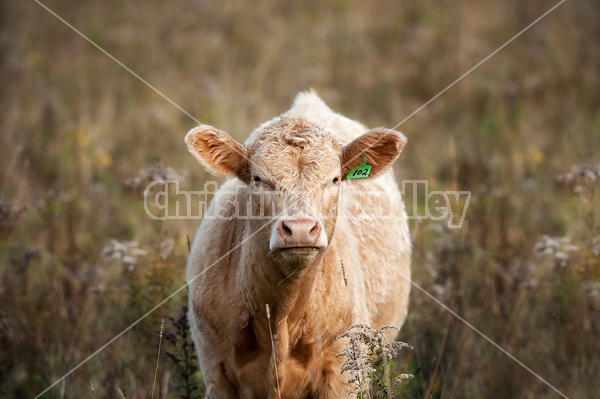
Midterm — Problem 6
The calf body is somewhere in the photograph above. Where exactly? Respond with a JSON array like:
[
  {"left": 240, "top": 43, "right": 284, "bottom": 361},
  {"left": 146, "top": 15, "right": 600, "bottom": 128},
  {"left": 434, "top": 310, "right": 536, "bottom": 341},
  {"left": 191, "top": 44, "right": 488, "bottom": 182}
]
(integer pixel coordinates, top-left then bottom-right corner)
[{"left": 186, "top": 91, "right": 411, "bottom": 398}]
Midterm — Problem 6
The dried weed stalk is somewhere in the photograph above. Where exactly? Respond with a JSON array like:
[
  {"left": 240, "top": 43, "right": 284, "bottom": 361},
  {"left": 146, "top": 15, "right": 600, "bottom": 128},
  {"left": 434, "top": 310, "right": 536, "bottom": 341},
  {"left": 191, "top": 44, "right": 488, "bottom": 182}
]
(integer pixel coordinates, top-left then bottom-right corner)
[{"left": 337, "top": 324, "right": 412, "bottom": 398}]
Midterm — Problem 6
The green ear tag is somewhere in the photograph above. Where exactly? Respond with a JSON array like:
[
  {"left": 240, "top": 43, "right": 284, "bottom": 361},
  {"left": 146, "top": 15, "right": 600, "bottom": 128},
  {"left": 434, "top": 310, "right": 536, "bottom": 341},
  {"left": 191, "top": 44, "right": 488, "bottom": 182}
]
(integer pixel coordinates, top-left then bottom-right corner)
[{"left": 346, "top": 162, "right": 372, "bottom": 179}]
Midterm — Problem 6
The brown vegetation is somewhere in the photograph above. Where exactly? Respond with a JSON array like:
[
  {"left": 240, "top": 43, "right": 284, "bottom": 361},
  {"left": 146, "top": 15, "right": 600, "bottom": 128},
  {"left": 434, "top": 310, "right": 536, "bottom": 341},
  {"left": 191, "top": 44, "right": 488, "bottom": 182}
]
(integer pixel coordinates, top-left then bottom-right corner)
[{"left": 1, "top": 0, "right": 599, "bottom": 398}]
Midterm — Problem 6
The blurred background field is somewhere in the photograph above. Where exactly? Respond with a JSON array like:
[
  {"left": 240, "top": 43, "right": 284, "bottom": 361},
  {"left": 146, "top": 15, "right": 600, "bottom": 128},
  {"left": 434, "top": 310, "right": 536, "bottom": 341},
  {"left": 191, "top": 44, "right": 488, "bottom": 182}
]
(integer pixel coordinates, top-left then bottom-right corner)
[{"left": 1, "top": 0, "right": 599, "bottom": 398}]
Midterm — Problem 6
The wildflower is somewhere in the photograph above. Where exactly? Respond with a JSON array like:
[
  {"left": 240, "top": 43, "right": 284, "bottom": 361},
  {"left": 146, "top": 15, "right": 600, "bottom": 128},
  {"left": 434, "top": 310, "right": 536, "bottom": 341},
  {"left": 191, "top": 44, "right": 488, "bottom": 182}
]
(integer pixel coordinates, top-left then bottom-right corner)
[
  {"left": 555, "top": 160, "right": 600, "bottom": 187},
  {"left": 533, "top": 235, "right": 579, "bottom": 268},
  {"left": 395, "top": 373, "right": 414, "bottom": 383},
  {"left": 159, "top": 238, "right": 175, "bottom": 260},
  {"left": 101, "top": 239, "right": 148, "bottom": 270},
  {"left": 123, "top": 160, "right": 188, "bottom": 190}
]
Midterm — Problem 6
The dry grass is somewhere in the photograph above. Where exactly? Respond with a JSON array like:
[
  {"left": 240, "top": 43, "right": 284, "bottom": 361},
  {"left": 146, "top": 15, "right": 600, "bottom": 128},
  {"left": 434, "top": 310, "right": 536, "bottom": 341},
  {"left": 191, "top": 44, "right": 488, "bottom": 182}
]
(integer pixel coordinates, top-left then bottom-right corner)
[{"left": 1, "top": 0, "right": 599, "bottom": 397}]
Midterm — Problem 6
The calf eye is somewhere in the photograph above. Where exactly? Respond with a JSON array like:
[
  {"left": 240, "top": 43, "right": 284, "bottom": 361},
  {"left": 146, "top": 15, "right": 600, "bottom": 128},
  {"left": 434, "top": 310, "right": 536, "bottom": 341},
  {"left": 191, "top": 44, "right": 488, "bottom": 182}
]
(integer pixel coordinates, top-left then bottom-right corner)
[
  {"left": 252, "top": 176, "right": 262, "bottom": 183},
  {"left": 332, "top": 177, "right": 340, "bottom": 184}
]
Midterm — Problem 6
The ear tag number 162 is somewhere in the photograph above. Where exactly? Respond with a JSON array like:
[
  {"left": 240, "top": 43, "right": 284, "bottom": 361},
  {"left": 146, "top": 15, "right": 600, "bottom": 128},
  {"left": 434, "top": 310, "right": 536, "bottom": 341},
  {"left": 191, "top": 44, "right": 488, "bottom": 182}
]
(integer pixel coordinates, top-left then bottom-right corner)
[{"left": 347, "top": 163, "right": 372, "bottom": 179}]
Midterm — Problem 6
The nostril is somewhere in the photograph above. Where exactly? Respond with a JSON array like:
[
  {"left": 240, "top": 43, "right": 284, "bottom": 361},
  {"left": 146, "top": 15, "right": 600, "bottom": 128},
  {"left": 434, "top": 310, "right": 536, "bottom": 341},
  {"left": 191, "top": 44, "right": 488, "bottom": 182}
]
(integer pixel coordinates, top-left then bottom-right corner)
[
  {"left": 280, "top": 221, "right": 292, "bottom": 237},
  {"left": 309, "top": 222, "right": 319, "bottom": 237}
]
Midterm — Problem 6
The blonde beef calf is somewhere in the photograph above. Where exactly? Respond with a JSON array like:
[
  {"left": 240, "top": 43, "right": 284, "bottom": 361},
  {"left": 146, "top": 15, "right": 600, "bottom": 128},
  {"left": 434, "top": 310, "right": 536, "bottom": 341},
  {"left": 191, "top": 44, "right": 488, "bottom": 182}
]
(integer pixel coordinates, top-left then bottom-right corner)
[{"left": 185, "top": 91, "right": 411, "bottom": 398}]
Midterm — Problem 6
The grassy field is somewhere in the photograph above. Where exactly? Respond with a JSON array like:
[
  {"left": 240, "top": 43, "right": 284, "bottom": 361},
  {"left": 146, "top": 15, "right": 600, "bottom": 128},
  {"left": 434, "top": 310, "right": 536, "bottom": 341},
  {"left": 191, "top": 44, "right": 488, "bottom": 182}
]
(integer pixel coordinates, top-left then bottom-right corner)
[{"left": 1, "top": 0, "right": 599, "bottom": 398}]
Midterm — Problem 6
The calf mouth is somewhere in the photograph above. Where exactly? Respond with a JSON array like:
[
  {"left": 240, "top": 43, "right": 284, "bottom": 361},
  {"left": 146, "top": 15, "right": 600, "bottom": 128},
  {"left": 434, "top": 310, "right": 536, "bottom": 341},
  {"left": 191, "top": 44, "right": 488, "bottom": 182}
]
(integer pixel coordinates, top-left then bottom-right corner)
[
  {"left": 275, "top": 245, "right": 324, "bottom": 261},
  {"left": 280, "top": 246, "right": 320, "bottom": 252}
]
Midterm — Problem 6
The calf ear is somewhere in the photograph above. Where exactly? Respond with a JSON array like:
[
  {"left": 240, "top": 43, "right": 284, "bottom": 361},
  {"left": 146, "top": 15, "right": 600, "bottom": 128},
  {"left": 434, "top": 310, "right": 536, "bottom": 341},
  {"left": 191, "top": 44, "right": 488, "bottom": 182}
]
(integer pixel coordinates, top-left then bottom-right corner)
[
  {"left": 341, "top": 128, "right": 407, "bottom": 180},
  {"left": 185, "top": 125, "right": 250, "bottom": 181}
]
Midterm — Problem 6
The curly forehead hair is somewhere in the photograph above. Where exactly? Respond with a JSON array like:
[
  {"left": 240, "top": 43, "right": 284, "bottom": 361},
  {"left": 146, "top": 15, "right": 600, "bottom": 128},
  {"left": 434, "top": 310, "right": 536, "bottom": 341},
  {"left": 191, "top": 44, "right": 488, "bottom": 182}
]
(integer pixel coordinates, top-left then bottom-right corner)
[{"left": 250, "top": 116, "right": 340, "bottom": 151}]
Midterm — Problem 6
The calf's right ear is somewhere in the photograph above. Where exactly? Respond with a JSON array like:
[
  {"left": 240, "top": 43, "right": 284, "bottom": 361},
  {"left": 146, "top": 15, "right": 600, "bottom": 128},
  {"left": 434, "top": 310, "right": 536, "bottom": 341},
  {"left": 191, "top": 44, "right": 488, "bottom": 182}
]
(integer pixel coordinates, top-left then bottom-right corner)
[{"left": 185, "top": 125, "right": 249, "bottom": 181}]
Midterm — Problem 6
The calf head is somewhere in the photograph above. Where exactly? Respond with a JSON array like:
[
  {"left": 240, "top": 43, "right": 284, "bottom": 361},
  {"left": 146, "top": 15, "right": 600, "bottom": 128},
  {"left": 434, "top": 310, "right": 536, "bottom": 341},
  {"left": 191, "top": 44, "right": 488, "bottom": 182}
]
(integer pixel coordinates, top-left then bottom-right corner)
[{"left": 185, "top": 116, "right": 406, "bottom": 277}]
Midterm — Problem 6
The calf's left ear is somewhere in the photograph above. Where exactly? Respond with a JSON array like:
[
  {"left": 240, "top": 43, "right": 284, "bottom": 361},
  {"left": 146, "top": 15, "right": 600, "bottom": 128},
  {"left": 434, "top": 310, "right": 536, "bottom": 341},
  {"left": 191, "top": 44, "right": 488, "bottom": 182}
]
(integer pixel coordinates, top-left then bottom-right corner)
[
  {"left": 185, "top": 125, "right": 250, "bottom": 181},
  {"left": 341, "top": 128, "right": 407, "bottom": 180}
]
